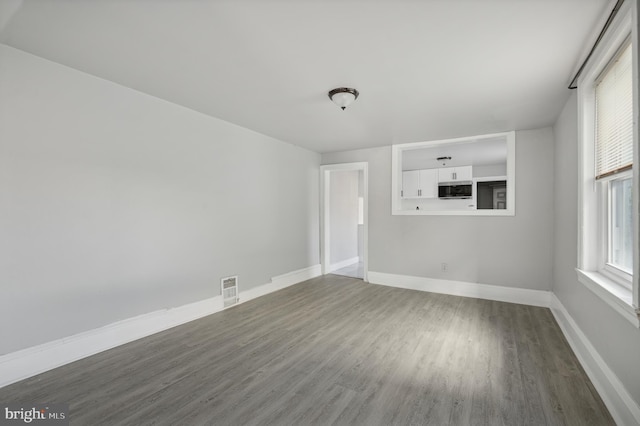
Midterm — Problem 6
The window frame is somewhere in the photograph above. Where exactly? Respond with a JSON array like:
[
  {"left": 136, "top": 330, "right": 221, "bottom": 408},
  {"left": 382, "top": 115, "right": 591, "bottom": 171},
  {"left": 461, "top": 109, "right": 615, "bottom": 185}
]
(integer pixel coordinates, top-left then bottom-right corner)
[
  {"left": 600, "top": 170, "right": 633, "bottom": 288},
  {"left": 576, "top": 0, "right": 639, "bottom": 327}
]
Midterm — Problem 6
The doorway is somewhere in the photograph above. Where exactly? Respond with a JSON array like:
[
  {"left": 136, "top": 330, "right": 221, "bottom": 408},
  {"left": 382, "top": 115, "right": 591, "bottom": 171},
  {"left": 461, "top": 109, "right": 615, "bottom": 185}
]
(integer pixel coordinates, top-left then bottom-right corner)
[{"left": 320, "top": 162, "right": 368, "bottom": 281}]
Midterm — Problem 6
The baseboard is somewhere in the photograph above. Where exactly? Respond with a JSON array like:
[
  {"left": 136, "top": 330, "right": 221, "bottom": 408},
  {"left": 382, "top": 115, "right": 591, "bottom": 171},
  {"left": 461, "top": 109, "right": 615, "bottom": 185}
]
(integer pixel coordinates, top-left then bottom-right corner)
[
  {"left": 368, "top": 270, "right": 640, "bottom": 424},
  {"left": 0, "top": 264, "right": 321, "bottom": 389},
  {"left": 5, "top": 265, "right": 636, "bottom": 425},
  {"left": 550, "top": 294, "right": 640, "bottom": 426},
  {"left": 241, "top": 264, "right": 322, "bottom": 303},
  {"left": 329, "top": 257, "right": 359, "bottom": 273},
  {"left": 367, "top": 271, "right": 551, "bottom": 307},
  {"left": 0, "top": 295, "right": 224, "bottom": 389}
]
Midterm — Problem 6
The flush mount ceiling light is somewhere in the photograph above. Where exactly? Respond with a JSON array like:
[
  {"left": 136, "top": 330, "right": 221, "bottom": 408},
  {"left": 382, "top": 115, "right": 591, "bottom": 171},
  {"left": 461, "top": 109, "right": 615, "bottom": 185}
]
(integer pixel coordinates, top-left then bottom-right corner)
[{"left": 328, "top": 87, "right": 359, "bottom": 110}]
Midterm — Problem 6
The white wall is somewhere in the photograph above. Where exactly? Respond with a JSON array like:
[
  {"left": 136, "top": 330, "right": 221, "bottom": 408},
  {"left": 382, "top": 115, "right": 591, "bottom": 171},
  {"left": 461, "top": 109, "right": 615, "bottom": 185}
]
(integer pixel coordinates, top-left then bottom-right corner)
[
  {"left": 358, "top": 170, "right": 364, "bottom": 260},
  {"left": 474, "top": 164, "right": 507, "bottom": 177},
  {"left": 329, "top": 170, "right": 359, "bottom": 265},
  {"left": 0, "top": 44, "right": 320, "bottom": 355},
  {"left": 322, "top": 128, "right": 555, "bottom": 290},
  {"left": 553, "top": 92, "right": 640, "bottom": 406}
]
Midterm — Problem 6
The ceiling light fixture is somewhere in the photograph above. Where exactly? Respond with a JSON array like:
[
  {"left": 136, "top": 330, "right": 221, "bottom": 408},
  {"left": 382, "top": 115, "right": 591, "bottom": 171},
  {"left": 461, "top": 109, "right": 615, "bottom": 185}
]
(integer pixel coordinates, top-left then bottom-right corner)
[{"left": 328, "top": 87, "right": 359, "bottom": 110}]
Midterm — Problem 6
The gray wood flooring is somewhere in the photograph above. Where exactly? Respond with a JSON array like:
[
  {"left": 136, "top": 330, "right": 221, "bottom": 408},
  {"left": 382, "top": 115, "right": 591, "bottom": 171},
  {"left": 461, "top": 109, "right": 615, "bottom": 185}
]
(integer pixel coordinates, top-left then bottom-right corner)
[
  {"left": 0, "top": 275, "right": 613, "bottom": 425},
  {"left": 331, "top": 261, "right": 364, "bottom": 279}
]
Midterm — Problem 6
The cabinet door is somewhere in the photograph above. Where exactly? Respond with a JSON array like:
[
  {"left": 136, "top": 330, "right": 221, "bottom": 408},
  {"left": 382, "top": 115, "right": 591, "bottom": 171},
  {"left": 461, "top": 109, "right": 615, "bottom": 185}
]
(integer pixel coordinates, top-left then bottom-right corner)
[
  {"left": 438, "top": 166, "right": 472, "bottom": 182},
  {"left": 402, "top": 170, "right": 420, "bottom": 198},
  {"left": 419, "top": 169, "right": 438, "bottom": 198},
  {"left": 438, "top": 167, "right": 456, "bottom": 182},
  {"left": 455, "top": 166, "right": 473, "bottom": 181}
]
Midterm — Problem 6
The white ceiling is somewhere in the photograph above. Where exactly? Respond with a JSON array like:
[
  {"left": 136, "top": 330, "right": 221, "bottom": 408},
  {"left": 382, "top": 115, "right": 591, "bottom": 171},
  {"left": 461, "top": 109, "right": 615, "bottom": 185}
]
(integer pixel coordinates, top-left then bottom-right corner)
[{"left": 0, "top": 0, "right": 609, "bottom": 153}]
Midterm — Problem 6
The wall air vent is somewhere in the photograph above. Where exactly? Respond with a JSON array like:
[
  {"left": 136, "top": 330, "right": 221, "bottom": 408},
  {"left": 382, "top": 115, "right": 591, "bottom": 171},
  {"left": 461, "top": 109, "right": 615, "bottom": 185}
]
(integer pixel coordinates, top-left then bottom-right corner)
[{"left": 221, "top": 276, "right": 239, "bottom": 308}]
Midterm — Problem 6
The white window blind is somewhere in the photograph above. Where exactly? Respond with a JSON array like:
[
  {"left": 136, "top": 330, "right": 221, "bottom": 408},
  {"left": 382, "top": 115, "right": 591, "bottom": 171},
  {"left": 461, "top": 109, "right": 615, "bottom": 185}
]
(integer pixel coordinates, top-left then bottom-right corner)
[{"left": 595, "top": 40, "right": 633, "bottom": 179}]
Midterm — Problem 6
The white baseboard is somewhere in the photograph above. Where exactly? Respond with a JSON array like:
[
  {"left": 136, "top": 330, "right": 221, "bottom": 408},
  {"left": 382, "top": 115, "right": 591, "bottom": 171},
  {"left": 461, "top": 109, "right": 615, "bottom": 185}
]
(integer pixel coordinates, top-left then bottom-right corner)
[
  {"left": 550, "top": 294, "right": 640, "bottom": 426},
  {"left": 369, "top": 270, "right": 640, "bottom": 424},
  {"left": 4, "top": 264, "right": 637, "bottom": 426},
  {"left": 329, "top": 257, "right": 359, "bottom": 273},
  {"left": 0, "top": 264, "right": 321, "bottom": 389},
  {"left": 0, "top": 295, "right": 224, "bottom": 389},
  {"left": 241, "top": 264, "right": 322, "bottom": 303},
  {"left": 367, "top": 271, "right": 551, "bottom": 307}
]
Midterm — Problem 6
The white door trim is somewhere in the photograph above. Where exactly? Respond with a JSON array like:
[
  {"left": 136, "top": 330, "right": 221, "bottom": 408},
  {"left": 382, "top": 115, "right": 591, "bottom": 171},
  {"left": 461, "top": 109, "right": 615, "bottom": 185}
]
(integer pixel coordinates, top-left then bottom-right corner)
[{"left": 320, "top": 162, "right": 369, "bottom": 282}]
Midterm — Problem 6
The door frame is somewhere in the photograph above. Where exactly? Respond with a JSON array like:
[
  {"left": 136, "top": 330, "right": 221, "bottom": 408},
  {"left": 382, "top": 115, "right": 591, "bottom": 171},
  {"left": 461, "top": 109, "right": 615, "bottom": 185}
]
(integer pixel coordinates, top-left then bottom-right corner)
[{"left": 320, "top": 162, "right": 369, "bottom": 282}]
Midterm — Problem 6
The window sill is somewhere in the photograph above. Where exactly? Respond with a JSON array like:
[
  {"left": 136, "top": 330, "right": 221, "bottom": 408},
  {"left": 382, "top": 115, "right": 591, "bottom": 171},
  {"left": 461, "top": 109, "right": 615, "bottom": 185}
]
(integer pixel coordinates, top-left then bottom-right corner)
[{"left": 576, "top": 269, "right": 640, "bottom": 328}]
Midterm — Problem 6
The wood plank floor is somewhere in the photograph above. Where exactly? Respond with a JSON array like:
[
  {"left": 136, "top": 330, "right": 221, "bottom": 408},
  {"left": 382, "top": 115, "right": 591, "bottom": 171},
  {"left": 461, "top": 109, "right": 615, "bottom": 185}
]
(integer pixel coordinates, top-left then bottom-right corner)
[{"left": 0, "top": 275, "right": 614, "bottom": 425}]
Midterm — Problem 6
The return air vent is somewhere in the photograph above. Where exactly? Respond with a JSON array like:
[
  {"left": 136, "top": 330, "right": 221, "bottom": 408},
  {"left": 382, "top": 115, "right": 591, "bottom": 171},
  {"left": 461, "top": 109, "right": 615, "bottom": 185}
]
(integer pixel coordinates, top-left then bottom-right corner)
[{"left": 221, "top": 276, "right": 239, "bottom": 308}]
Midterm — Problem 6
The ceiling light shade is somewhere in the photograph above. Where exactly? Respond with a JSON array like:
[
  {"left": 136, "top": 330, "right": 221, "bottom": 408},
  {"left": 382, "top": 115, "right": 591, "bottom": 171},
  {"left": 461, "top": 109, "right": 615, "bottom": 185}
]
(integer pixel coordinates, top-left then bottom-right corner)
[{"left": 328, "top": 87, "right": 359, "bottom": 110}]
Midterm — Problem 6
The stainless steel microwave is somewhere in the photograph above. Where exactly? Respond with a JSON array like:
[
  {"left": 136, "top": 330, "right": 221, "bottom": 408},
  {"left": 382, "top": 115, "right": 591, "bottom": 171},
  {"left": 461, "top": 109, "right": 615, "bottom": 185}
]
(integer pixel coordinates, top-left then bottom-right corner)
[{"left": 438, "top": 182, "right": 472, "bottom": 199}]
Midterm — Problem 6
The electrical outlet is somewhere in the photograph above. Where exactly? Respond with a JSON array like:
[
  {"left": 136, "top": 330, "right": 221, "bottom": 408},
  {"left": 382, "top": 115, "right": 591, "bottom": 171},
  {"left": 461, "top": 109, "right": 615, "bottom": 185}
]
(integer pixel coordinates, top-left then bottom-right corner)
[{"left": 441, "top": 263, "right": 448, "bottom": 272}]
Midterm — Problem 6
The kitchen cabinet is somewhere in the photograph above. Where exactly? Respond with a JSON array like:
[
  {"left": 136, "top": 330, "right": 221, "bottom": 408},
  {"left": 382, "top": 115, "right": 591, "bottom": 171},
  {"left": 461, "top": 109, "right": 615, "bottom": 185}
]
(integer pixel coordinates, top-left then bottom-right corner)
[
  {"left": 402, "top": 169, "right": 437, "bottom": 198},
  {"left": 402, "top": 170, "right": 420, "bottom": 198},
  {"left": 438, "top": 166, "right": 472, "bottom": 183},
  {"left": 419, "top": 169, "right": 438, "bottom": 198}
]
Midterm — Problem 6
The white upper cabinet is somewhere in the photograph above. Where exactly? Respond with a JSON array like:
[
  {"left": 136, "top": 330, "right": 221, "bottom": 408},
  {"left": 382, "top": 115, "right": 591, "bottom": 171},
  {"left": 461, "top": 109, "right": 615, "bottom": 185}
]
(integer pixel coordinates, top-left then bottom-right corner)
[
  {"left": 402, "top": 170, "right": 420, "bottom": 198},
  {"left": 418, "top": 169, "right": 438, "bottom": 198},
  {"left": 402, "top": 169, "right": 438, "bottom": 199},
  {"left": 438, "top": 166, "right": 472, "bottom": 183}
]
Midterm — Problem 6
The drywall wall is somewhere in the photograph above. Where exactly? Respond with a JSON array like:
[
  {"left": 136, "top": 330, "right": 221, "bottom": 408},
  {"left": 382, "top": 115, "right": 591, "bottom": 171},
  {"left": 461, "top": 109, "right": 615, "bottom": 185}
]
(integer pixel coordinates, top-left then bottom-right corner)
[
  {"left": 474, "top": 164, "right": 507, "bottom": 177},
  {"left": 329, "top": 170, "right": 359, "bottom": 266},
  {"left": 552, "top": 92, "right": 640, "bottom": 406},
  {"left": 0, "top": 44, "right": 320, "bottom": 354},
  {"left": 321, "top": 128, "right": 555, "bottom": 290},
  {"left": 358, "top": 170, "right": 364, "bottom": 260}
]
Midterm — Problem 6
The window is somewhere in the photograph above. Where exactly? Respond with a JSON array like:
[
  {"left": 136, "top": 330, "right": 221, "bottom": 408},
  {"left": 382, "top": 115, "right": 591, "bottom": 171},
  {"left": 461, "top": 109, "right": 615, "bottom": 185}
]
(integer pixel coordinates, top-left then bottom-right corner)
[
  {"left": 609, "top": 174, "right": 633, "bottom": 275},
  {"left": 596, "top": 40, "right": 634, "bottom": 284},
  {"left": 595, "top": 41, "right": 633, "bottom": 181},
  {"left": 577, "top": 0, "right": 638, "bottom": 327}
]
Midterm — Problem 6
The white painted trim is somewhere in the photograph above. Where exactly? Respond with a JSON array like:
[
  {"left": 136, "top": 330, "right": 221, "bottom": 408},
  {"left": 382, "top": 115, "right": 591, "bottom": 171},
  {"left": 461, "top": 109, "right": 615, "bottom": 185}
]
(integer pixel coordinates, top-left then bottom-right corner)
[
  {"left": 368, "top": 270, "right": 640, "bottom": 424},
  {"left": 391, "top": 208, "right": 512, "bottom": 216},
  {"left": 320, "top": 162, "right": 369, "bottom": 282},
  {"left": 576, "top": 0, "right": 640, "bottom": 314},
  {"left": 321, "top": 170, "right": 331, "bottom": 276},
  {"left": 0, "top": 295, "right": 223, "bottom": 389},
  {"left": 576, "top": 269, "right": 640, "bottom": 328},
  {"left": 550, "top": 294, "right": 640, "bottom": 426},
  {"left": 367, "top": 271, "right": 551, "bottom": 307},
  {"left": 0, "top": 264, "right": 321, "bottom": 389},
  {"left": 631, "top": 0, "right": 640, "bottom": 316},
  {"left": 3, "top": 266, "right": 637, "bottom": 425},
  {"left": 329, "top": 256, "right": 360, "bottom": 273},
  {"left": 241, "top": 264, "right": 322, "bottom": 303}
]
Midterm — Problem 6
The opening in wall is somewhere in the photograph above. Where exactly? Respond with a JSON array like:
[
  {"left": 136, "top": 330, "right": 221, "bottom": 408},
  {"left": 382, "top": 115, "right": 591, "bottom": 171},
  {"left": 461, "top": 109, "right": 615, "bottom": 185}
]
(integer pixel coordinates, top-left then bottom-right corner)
[{"left": 391, "top": 131, "right": 516, "bottom": 216}]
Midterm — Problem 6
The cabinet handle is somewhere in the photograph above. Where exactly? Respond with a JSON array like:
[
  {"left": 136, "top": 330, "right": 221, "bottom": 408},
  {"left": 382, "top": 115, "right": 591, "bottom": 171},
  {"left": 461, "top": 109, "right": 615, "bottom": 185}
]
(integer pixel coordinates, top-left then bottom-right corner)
[
  {"left": 418, "top": 189, "right": 421, "bottom": 196},
  {"left": 453, "top": 172, "right": 457, "bottom": 180},
  {"left": 401, "top": 190, "right": 403, "bottom": 197}
]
